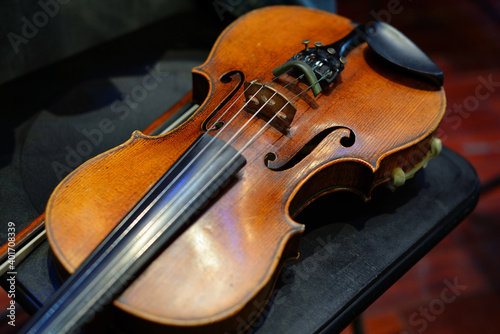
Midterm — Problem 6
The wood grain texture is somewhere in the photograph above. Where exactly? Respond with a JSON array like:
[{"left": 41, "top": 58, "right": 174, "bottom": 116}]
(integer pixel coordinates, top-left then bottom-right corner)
[{"left": 44, "top": 6, "right": 445, "bottom": 333}]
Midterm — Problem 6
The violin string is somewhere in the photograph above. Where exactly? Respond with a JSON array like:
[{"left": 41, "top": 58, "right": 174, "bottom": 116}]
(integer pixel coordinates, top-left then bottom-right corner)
[
  {"left": 125, "top": 70, "right": 305, "bottom": 224},
  {"left": 45, "top": 69, "right": 309, "bottom": 328},
  {"left": 115, "top": 71, "right": 306, "bottom": 244},
  {"left": 100, "top": 75, "right": 290, "bottom": 245},
  {"left": 136, "top": 65, "right": 327, "bottom": 240},
  {"left": 159, "top": 67, "right": 312, "bottom": 192},
  {"left": 206, "top": 69, "right": 290, "bottom": 131},
  {"left": 128, "top": 69, "right": 329, "bottom": 246},
  {"left": 135, "top": 71, "right": 333, "bottom": 255},
  {"left": 123, "top": 72, "right": 303, "bottom": 237},
  {"left": 141, "top": 69, "right": 311, "bottom": 210},
  {"left": 178, "top": 66, "right": 322, "bottom": 183},
  {"left": 146, "top": 71, "right": 290, "bottom": 199},
  {"left": 234, "top": 71, "right": 331, "bottom": 155},
  {"left": 186, "top": 66, "right": 299, "bottom": 161},
  {"left": 59, "top": 71, "right": 330, "bottom": 326}
]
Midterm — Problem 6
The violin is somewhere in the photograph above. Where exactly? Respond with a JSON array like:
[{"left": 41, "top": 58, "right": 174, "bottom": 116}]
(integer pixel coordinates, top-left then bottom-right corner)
[{"left": 21, "top": 6, "right": 445, "bottom": 334}]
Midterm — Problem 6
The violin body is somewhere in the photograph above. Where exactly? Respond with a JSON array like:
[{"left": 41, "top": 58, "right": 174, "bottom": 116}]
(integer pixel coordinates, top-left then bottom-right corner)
[{"left": 44, "top": 6, "right": 445, "bottom": 333}]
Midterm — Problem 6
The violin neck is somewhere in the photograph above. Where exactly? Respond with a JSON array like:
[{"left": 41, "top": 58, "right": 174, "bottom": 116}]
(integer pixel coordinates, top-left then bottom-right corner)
[{"left": 20, "top": 135, "right": 245, "bottom": 334}]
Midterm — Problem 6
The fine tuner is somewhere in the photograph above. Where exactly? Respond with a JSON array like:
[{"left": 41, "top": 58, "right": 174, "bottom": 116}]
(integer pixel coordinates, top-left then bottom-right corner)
[{"left": 273, "top": 23, "right": 443, "bottom": 97}]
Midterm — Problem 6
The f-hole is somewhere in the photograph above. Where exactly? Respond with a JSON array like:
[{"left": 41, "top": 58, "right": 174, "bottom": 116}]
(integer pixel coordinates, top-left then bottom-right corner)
[
  {"left": 265, "top": 126, "right": 356, "bottom": 171},
  {"left": 202, "top": 71, "right": 245, "bottom": 132}
]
